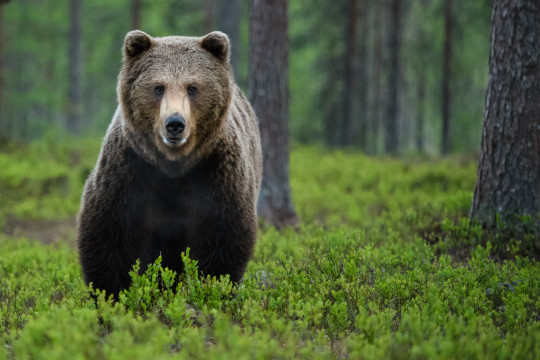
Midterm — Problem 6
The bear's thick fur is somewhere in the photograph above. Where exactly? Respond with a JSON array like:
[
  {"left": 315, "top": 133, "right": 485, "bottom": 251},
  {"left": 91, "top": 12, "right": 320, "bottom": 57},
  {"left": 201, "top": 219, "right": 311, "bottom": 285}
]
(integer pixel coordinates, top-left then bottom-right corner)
[{"left": 77, "top": 30, "right": 262, "bottom": 297}]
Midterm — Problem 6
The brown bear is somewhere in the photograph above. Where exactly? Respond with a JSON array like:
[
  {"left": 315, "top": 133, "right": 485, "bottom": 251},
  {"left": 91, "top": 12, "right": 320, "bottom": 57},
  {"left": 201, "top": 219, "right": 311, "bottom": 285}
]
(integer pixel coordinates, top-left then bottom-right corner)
[{"left": 77, "top": 30, "right": 262, "bottom": 298}]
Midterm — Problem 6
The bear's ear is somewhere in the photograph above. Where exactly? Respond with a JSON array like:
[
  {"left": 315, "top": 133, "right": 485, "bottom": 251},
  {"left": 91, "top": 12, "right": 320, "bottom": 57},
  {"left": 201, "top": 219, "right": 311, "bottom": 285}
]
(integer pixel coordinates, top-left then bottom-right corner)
[
  {"left": 200, "top": 31, "right": 230, "bottom": 62},
  {"left": 124, "top": 30, "right": 153, "bottom": 59}
]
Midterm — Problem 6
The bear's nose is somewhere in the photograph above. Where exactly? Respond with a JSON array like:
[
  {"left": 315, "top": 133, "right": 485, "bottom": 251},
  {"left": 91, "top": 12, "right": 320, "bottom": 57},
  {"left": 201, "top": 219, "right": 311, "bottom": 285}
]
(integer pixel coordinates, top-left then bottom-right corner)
[{"left": 165, "top": 113, "right": 186, "bottom": 135}]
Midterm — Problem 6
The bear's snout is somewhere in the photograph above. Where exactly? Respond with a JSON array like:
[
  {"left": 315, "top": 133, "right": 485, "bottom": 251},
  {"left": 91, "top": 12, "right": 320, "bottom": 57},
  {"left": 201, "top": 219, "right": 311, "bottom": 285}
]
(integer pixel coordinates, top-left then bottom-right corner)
[{"left": 165, "top": 113, "right": 186, "bottom": 135}]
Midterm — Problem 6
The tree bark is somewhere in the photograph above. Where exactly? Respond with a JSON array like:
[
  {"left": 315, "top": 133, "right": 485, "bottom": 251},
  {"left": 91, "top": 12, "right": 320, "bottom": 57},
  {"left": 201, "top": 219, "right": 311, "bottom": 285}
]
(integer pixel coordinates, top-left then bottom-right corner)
[
  {"left": 416, "top": 63, "right": 426, "bottom": 153},
  {"left": 341, "top": 0, "right": 359, "bottom": 147},
  {"left": 249, "top": 0, "right": 297, "bottom": 227},
  {"left": 131, "top": 0, "right": 141, "bottom": 30},
  {"left": 0, "top": 0, "right": 10, "bottom": 138},
  {"left": 0, "top": 5, "right": 4, "bottom": 138},
  {"left": 218, "top": 0, "right": 242, "bottom": 82},
  {"left": 367, "top": 0, "right": 383, "bottom": 155},
  {"left": 67, "top": 0, "right": 82, "bottom": 134},
  {"left": 385, "top": 0, "right": 401, "bottom": 155},
  {"left": 357, "top": 0, "right": 369, "bottom": 151},
  {"left": 470, "top": 0, "right": 540, "bottom": 233},
  {"left": 416, "top": 0, "right": 430, "bottom": 153},
  {"left": 441, "top": 0, "right": 453, "bottom": 155}
]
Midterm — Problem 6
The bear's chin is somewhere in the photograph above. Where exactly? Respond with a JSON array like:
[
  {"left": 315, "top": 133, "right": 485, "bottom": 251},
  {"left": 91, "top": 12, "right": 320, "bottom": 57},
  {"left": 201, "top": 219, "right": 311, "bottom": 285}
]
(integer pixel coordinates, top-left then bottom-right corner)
[
  {"left": 162, "top": 135, "right": 188, "bottom": 147},
  {"left": 156, "top": 136, "right": 195, "bottom": 161}
]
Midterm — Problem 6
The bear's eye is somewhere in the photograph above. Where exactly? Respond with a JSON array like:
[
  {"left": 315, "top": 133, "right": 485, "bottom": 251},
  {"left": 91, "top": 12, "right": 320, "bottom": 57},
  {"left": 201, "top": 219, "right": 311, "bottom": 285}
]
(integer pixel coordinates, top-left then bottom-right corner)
[
  {"left": 154, "top": 85, "right": 165, "bottom": 97},
  {"left": 187, "top": 85, "right": 198, "bottom": 98}
]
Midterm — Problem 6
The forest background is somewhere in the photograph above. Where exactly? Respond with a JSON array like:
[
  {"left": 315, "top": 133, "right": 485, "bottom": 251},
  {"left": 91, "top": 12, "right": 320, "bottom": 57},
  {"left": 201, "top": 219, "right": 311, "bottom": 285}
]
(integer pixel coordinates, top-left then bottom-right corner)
[{"left": 0, "top": 0, "right": 491, "bottom": 155}]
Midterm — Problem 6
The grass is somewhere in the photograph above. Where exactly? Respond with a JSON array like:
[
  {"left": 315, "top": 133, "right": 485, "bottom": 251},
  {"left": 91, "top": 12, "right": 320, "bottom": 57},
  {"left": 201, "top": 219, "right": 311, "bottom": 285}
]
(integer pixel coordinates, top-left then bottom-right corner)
[{"left": 0, "top": 139, "right": 538, "bottom": 359}]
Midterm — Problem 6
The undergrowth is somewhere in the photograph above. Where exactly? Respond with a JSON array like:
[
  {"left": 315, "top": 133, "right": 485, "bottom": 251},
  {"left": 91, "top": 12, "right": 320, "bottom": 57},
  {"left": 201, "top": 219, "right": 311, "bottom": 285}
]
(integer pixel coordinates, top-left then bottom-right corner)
[{"left": 0, "top": 140, "right": 538, "bottom": 359}]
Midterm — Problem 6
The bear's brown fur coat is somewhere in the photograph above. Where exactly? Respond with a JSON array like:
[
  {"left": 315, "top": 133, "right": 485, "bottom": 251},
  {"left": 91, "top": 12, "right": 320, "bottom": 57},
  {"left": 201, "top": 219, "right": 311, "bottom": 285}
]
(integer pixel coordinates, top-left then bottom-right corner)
[{"left": 77, "top": 30, "right": 262, "bottom": 297}]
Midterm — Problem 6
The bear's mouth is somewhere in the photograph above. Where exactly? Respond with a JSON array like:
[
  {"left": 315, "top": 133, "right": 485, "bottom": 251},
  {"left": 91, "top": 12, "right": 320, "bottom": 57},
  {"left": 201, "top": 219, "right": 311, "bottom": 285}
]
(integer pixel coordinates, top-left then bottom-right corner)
[{"left": 162, "top": 136, "right": 188, "bottom": 147}]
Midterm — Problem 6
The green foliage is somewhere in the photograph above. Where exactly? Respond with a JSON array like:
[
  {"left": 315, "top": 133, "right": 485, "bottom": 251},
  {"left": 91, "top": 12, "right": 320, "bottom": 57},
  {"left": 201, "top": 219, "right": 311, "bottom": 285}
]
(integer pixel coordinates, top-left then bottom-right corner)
[
  {"left": 0, "top": 137, "right": 100, "bottom": 226},
  {"left": 1, "top": 142, "right": 539, "bottom": 358},
  {"left": 118, "top": 250, "right": 235, "bottom": 316},
  {"left": 1, "top": 228, "right": 538, "bottom": 358},
  {"left": 290, "top": 147, "right": 476, "bottom": 230},
  {"left": 118, "top": 257, "right": 176, "bottom": 315}
]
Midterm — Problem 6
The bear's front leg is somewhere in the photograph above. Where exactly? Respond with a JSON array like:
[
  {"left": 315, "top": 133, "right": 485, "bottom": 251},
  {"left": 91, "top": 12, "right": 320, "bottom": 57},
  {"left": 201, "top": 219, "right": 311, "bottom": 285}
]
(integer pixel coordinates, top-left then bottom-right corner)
[
  {"left": 78, "top": 145, "right": 149, "bottom": 298},
  {"left": 189, "top": 204, "right": 258, "bottom": 283}
]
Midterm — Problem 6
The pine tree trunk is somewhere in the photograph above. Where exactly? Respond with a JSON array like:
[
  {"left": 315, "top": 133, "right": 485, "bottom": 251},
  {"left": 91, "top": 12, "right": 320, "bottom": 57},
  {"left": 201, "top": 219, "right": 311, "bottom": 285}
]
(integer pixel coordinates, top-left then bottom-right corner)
[
  {"left": 218, "top": 0, "right": 242, "bottom": 83},
  {"left": 0, "top": 0, "right": 11, "bottom": 138},
  {"left": 249, "top": 0, "right": 297, "bottom": 227},
  {"left": 416, "top": 64, "right": 425, "bottom": 153},
  {"left": 470, "top": 0, "right": 540, "bottom": 234},
  {"left": 67, "top": 0, "right": 82, "bottom": 134},
  {"left": 131, "top": 0, "right": 141, "bottom": 30},
  {"left": 368, "top": 0, "right": 383, "bottom": 155},
  {"left": 341, "top": 0, "right": 359, "bottom": 146},
  {"left": 441, "top": 0, "right": 453, "bottom": 155},
  {"left": 0, "top": 5, "right": 4, "bottom": 138},
  {"left": 415, "top": 0, "right": 430, "bottom": 153},
  {"left": 357, "top": 0, "right": 369, "bottom": 151},
  {"left": 385, "top": 0, "right": 401, "bottom": 155}
]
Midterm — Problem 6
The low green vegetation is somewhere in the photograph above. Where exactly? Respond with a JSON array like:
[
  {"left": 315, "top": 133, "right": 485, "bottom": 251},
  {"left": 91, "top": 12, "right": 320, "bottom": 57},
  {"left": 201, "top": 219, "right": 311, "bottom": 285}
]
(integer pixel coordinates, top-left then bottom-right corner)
[
  {"left": 1, "top": 140, "right": 538, "bottom": 359},
  {"left": 0, "top": 136, "right": 100, "bottom": 225}
]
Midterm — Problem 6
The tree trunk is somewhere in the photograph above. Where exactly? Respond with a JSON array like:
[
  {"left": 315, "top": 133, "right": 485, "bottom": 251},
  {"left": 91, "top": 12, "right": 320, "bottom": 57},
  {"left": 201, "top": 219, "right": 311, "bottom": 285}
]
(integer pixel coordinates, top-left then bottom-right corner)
[
  {"left": 415, "top": 0, "right": 430, "bottom": 153},
  {"left": 416, "top": 64, "right": 426, "bottom": 153},
  {"left": 368, "top": 0, "right": 383, "bottom": 155},
  {"left": 385, "top": 0, "right": 401, "bottom": 155},
  {"left": 341, "top": 0, "right": 359, "bottom": 147},
  {"left": 441, "top": 0, "right": 453, "bottom": 155},
  {"left": 249, "top": 0, "right": 297, "bottom": 227},
  {"left": 357, "top": 0, "right": 369, "bottom": 151},
  {"left": 67, "top": 0, "right": 82, "bottom": 134},
  {"left": 470, "top": 0, "right": 540, "bottom": 234},
  {"left": 131, "top": 0, "right": 141, "bottom": 30},
  {"left": 0, "top": 5, "right": 3, "bottom": 138},
  {"left": 218, "top": 0, "right": 242, "bottom": 83},
  {"left": 203, "top": 0, "right": 215, "bottom": 34},
  {"left": 0, "top": 0, "right": 10, "bottom": 138}
]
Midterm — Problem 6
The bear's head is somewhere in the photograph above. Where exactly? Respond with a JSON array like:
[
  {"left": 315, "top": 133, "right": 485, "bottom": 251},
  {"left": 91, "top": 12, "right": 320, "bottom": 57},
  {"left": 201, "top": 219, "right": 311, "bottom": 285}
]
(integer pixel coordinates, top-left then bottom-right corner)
[{"left": 118, "top": 30, "right": 233, "bottom": 164}]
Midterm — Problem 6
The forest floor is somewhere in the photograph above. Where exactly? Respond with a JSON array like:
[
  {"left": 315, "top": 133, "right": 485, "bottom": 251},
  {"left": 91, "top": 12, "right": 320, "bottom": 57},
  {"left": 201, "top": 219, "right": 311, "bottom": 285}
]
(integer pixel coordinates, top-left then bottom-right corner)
[
  {"left": 0, "top": 140, "right": 538, "bottom": 359},
  {"left": 3, "top": 217, "right": 77, "bottom": 245}
]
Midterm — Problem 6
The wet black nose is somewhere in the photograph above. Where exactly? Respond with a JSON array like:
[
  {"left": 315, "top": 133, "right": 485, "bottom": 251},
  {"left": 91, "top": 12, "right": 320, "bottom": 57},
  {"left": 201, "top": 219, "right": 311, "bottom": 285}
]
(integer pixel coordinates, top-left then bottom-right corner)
[{"left": 165, "top": 113, "right": 186, "bottom": 135}]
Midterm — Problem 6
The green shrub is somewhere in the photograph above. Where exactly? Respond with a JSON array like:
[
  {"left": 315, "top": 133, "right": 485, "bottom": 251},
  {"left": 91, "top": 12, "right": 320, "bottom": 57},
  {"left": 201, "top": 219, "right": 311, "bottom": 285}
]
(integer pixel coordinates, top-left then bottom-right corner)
[
  {"left": 0, "top": 141, "right": 538, "bottom": 358},
  {"left": 0, "top": 138, "right": 100, "bottom": 224}
]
